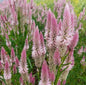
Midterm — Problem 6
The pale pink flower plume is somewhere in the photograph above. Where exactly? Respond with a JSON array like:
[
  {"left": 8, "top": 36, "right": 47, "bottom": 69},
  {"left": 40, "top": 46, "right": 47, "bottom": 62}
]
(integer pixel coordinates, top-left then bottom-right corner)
[
  {"left": 48, "top": 13, "right": 58, "bottom": 49},
  {"left": 24, "top": 38, "right": 29, "bottom": 50},
  {"left": 1, "top": 47, "right": 6, "bottom": 64},
  {"left": 78, "top": 46, "right": 83, "bottom": 55},
  {"left": 48, "top": 71, "right": 55, "bottom": 83},
  {"left": 39, "top": 61, "right": 51, "bottom": 85},
  {"left": 69, "top": 31, "right": 79, "bottom": 51},
  {"left": 63, "top": 3, "right": 71, "bottom": 30},
  {"left": 19, "top": 49, "right": 28, "bottom": 73},
  {"left": 19, "top": 49, "right": 28, "bottom": 81},
  {"left": 32, "top": 27, "right": 42, "bottom": 58},
  {"left": 45, "top": 9, "right": 52, "bottom": 40},
  {"left": 0, "top": 61, "right": 3, "bottom": 70},
  {"left": 11, "top": 47, "right": 15, "bottom": 62},
  {"left": 84, "top": 47, "right": 86, "bottom": 53},
  {"left": 29, "top": 73, "right": 35, "bottom": 85},
  {"left": 13, "top": 65, "right": 17, "bottom": 74},
  {"left": 19, "top": 76, "right": 24, "bottom": 85},
  {"left": 5, "top": 34, "right": 11, "bottom": 47},
  {"left": 80, "top": 56, "right": 86, "bottom": 66},
  {"left": 40, "top": 32, "right": 46, "bottom": 55},
  {"left": 15, "top": 56, "right": 19, "bottom": 67},
  {"left": 0, "top": 0, "right": 9, "bottom": 11},
  {"left": 4, "top": 61, "right": 11, "bottom": 80},
  {"left": 57, "top": 80, "right": 61, "bottom": 85}
]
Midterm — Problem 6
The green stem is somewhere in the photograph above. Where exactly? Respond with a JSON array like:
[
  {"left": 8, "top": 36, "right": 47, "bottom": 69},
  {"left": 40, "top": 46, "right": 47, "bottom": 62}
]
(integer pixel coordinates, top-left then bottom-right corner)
[{"left": 54, "top": 52, "right": 69, "bottom": 85}]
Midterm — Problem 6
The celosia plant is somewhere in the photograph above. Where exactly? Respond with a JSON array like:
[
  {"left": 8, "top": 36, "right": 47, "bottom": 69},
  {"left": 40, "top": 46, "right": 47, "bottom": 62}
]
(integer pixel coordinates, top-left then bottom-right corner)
[{"left": 0, "top": 0, "right": 81, "bottom": 85}]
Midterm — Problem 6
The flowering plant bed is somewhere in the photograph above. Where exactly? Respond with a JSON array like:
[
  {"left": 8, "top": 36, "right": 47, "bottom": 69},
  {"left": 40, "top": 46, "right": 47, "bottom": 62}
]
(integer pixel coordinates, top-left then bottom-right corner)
[{"left": 0, "top": 0, "right": 86, "bottom": 85}]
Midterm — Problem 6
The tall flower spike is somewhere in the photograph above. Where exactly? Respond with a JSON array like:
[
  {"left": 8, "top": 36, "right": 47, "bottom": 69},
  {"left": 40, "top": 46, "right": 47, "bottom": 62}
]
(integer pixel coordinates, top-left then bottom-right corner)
[
  {"left": 53, "top": 48, "right": 61, "bottom": 65},
  {"left": 0, "top": 61, "right": 3, "bottom": 70},
  {"left": 5, "top": 33, "right": 11, "bottom": 47},
  {"left": 51, "top": 14, "right": 58, "bottom": 34},
  {"left": 29, "top": 73, "right": 35, "bottom": 85},
  {"left": 9, "top": 1, "right": 17, "bottom": 24},
  {"left": 24, "top": 38, "right": 29, "bottom": 50},
  {"left": 49, "top": 71, "right": 55, "bottom": 83},
  {"left": 19, "top": 49, "right": 28, "bottom": 82},
  {"left": 57, "top": 80, "right": 61, "bottom": 85},
  {"left": 63, "top": 3, "right": 71, "bottom": 30},
  {"left": 28, "top": 8, "right": 32, "bottom": 25},
  {"left": 78, "top": 46, "right": 83, "bottom": 55},
  {"left": 15, "top": 56, "right": 19, "bottom": 67},
  {"left": 31, "top": 21, "right": 35, "bottom": 36},
  {"left": 4, "top": 61, "right": 11, "bottom": 85},
  {"left": 30, "top": 0, "right": 33, "bottom": 9},
  {"left": 80, "top": 56, "right": 86, "bottom": 66},
  {"left": 1, "top": 47, "right": 6, "bottom": 64},
  {"left": 11, "top": 47, "right": 15, "bottom": 62},
  {"left": 46, "top": 9, "right": 52, "bottom": 29},
  {"left": 45, "top": 9, "right": 52, "bottom": 40},
  {"left": 40, "top": 32, "right": 46, "bottom": 55},
  {"left": 39, "top": 61, "right": 51, "bottom": 85},
  {"left": 32, "top": 27, "right": 42, "bottom": 67},
  {"left": 49, "top": 14, "right": 58, "bottom": 49},
  {"left": 69, "top": 31, "right": 79, "bottom": 51},
  {"left": 84, "top": 47, "right": 86, "bottom": 53},
  {"left": 33, "top": 27, "right": 40, "bottom": 47},
  {"left": 19, "top": 76, "right": 24, "bottom": 85},
  {"left": 13, "top": 65, "right": 17, "bottom": 74}
]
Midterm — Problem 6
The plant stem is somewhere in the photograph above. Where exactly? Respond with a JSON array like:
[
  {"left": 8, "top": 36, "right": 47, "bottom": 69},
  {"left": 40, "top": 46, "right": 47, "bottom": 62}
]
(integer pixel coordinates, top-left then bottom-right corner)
[{"left": 54, "top": 52, "right": 69, "bottom": 85}]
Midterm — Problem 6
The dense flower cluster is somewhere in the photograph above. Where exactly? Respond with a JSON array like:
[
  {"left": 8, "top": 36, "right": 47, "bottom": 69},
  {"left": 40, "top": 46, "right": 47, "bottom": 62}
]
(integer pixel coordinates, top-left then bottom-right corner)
[{"left": 0, "top": 0, "right": 82, "bottom": 85}]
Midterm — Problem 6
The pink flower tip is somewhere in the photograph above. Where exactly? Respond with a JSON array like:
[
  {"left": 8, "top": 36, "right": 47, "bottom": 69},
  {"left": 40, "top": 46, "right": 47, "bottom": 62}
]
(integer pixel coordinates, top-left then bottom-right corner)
[
  {"left": 29, "top": 73, "right": 35, "bottom": 85},
  {"left": 41, "top": 60, "right": 49, "bottom": 82},
  {"left": 49, "top": 71, "right": 55, "bottom": 82},
  {"left": 11, "top": 47, "right": 15, "bottom": 62},
  {"left": 13, "top": 65, "right": 17, "bottom": 74},
  {"left": 21, "top": 49, "right": 26, "bottom": 63},
  {"left": 69, "top": 31, "right": 79, "bottom": 51},
  {"left": 33, "top": 26, "right": 40, "bottom": 43},
  {"left": 15, "top": 56, "right": 19, "bottom": 67}
]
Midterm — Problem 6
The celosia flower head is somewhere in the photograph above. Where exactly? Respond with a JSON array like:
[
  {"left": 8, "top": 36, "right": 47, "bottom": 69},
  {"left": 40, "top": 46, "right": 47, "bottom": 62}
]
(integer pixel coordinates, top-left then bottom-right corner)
[
  {"left": 0, "top": 61, "right": 3, "bottom": 70},
  {"left": 46, "top": 9, "right": 52, "bottom": 29},
  {"left": 49, "top": 71, "right": 55, "bottom": 82},
  {"left": 78, "top": 46, "right": 83, "bottom": 55},
  {"left": 84, "top": 47, "right": 86, "bottom": 53},
  {"left": 19, "top": 76, "right": 24, "bottom": 85},
  {"left": 1, "top": 47, "right": 6, "bottom": 64},
  {"left": 69, "top": 31, "right": 79, "bottom": 51},
  {"left": 11, "top": 47, "right": 15, "bottom": 62},
  {"left": 63, "top": 3, "right": 71, "bottom": 30},
  {"left": 4, "top": 61, "right": 11, "bottom": 80},
  {"left": 39, "top": 61, "right": 51, "bottom": 85},
  {"left": 19, "top": 49, "right": 28, "bottom": 81},
  {"left": 24, "top": 38, "right": 29, "bottom": 50},
  {"left": 57, "top": 80, "right": 61, "bottom": 85},
  {"left": 41, "top": 60, "right": 49, "bottom": 82},
  {"left": 80, "top": 56, "right": 86, "bottom": 66},
  {"left": 21, "top": 49, "right": 26, "bottom": 67},
  {"left": 15, "top": 56, "right": 19, "bottom": 67},
  {"left": 40, "top": 32, "right": 46, "bottom": 55},
  {"left": 29, "top": 73, "right": 35, "bottom": 85},
  {"left": 51, "top": 14, "right": 58, "bottom": 34},
  {"left": 13, "top": 65, "right": 17, "bottom": 74},
  {"left": 33, "top": 27, "right": 40, "bottom": 45}
]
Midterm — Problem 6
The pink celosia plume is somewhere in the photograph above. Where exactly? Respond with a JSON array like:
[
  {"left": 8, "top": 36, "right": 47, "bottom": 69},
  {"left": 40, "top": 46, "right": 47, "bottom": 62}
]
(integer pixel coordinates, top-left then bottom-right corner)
[{"left": 11, "top": 47, "right": 15, "bottom": 62}]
